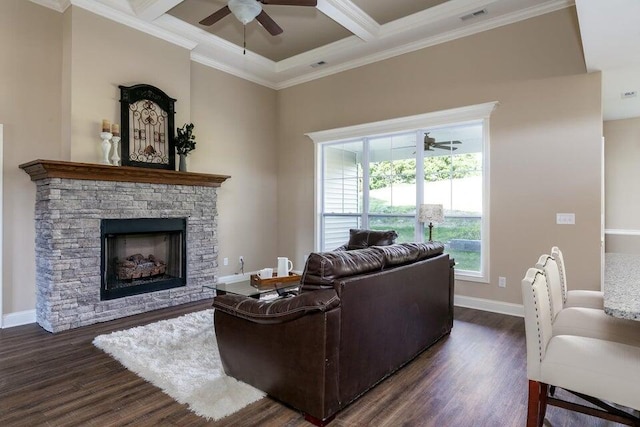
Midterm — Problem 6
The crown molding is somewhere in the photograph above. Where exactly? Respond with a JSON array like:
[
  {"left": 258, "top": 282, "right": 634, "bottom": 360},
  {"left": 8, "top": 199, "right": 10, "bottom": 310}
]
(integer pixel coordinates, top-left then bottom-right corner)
[
  {"left": 191, "top": 52, "right": 278, "bottom": 89},
  {"left": 130, "top": 0, "right": 182, "bottom": 21},
  {"left": 317, "top": 0, "right": 379, "bottom": 41},
  {"left": 155, "top": 14, "right": 278, "bottom": 87},
  {"left": 154, "top": 14, "right": 274, "bottom": 68},
  {"left": 70, "top": 0, "right": 197, "bottom": 50},
  {"left": 30, "top": 0, "right": 70, "bottom": 12},
  {"left": 275, "top": 34, "right": 358, "bottom": 73},
  {"left": 382, "top": 0, "right": 501, "bottom": 38}
]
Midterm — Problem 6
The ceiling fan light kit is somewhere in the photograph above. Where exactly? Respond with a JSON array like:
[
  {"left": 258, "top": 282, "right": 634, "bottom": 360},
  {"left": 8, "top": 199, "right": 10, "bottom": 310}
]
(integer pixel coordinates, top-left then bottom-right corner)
[
  {"left": 199, "top": 0, "right": 317, "bottom": 37},
  {"left": 228, "top": 0, "right": 262, "bottom": 25}
]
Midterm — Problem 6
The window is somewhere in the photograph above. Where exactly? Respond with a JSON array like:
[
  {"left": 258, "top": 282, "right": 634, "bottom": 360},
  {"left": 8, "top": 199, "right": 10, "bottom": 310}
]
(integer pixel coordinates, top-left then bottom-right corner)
[
  {"left": 322, "top": 140, "right": 363, "bottom": 250},
  {"left": 422, "top": 123, "right": 483, "bottom": 273},
  {"left": 308, "top": 102, "right": 496, "bottom": 282}
]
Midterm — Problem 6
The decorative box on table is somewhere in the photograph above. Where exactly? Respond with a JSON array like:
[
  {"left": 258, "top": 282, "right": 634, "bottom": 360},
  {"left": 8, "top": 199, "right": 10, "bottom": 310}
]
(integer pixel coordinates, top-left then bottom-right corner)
[{"left": 250, "top": 272, "right": 301, "bottom": 290}]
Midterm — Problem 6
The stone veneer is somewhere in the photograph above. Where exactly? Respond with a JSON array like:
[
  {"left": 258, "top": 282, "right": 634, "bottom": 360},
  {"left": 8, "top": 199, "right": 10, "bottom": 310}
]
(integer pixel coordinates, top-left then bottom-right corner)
[{"left": 34, "top": 178, "right": 217, "bottom": 332}]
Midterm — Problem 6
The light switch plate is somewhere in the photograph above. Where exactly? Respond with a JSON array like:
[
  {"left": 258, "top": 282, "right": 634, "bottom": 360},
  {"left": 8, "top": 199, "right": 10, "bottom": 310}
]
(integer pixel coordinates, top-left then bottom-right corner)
[{"left": 556, "top": 213, "right": 575, "bottom": 225}]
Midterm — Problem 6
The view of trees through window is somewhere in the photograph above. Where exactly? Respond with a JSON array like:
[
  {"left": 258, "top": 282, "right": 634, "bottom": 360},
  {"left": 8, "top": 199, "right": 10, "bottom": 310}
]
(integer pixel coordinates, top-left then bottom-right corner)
[{"left": 321, "top": 121, "right": 485, "bottom": 274}]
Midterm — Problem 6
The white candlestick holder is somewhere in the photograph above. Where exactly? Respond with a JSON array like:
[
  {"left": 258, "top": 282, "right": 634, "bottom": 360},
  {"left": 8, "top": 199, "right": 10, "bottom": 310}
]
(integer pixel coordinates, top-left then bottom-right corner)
[
  {"left": 100, "top": 132, "right": 113, "bottom": 165},
  {"left": 110, "top": 136, "right": 121, "bottom": 166}
]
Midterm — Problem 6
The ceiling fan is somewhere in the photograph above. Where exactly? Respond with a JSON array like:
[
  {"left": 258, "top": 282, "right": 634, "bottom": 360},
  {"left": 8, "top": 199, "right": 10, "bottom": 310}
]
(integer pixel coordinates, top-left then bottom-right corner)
[
  {"left": 424, "top": 132, "right": 462, "bottom": 151},
  {"left": 199, "top": 0, "right": 318, "bottom": 36}
]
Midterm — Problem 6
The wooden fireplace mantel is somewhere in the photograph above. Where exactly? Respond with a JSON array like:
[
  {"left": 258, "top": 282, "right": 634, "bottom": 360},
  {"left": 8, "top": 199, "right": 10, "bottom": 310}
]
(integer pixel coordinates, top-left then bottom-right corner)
[{"left": 19, "top": 159, "right": 231, "bottom": 187}]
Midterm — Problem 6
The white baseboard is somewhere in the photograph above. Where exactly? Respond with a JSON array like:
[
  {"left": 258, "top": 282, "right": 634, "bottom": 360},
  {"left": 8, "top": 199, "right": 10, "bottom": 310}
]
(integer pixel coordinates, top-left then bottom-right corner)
[
  {"left": 454, "top": 294, "right": 524, "bottom": 318},
  {"left": 3, "top": 309, "right": 36, "bottom": 328}
]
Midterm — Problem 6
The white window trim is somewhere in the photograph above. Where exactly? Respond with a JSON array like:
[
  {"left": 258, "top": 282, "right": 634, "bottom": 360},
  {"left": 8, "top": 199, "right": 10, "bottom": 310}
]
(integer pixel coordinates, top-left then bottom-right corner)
[
  {"left": 306, "top": 101, "right": 498, "bottom": 143},
  {"left": 307, "top": 101, "right": 498, "bottom": 283}
]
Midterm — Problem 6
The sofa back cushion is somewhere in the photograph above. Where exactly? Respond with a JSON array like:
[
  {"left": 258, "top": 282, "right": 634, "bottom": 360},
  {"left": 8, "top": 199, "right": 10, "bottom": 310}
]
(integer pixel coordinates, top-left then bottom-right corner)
[
  {"left": 375, "top": 244, "right": 419, "bottom": 266},
  {"left": 402, "top": 242, "right": 446, "bottom": 261},
  {"left": 301, "top": 242, "right": 445, "bottom": 290},
  {"left": 346, "top": 229, "right": 398, "bottom": 250},
  {"left": 301, "top": 248, "right": 385, "bottom": 289},
  {"left": 374, "top": 242, "right": 445, "bottom": 266}
]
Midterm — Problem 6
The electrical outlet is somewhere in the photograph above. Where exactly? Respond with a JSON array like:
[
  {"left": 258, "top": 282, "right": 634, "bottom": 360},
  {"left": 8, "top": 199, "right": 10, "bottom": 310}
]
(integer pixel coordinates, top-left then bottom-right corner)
[
  {"left": 498, "top": 276, "right": 506, "bottom": 288},
  {"left": 223, "top": 257, "right": 228, "bottom": 266},
  {"left": 239, "top": 255, "right": 244, "bottom": 264},
  {"left": 556, "top": 213, "right": 575, "bottom": 225}
]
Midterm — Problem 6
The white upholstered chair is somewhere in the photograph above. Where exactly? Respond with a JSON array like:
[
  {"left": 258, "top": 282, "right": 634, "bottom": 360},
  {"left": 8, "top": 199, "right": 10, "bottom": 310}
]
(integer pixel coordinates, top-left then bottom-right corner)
[
  {"left": 522, "top": 268, "right": 640, "bottom": 427},
  {"left": 535, "top": 254, "right": 640, "bottom": 346},
  {"left": 551, "top": 246, "right": 604, "bottom": 309}
]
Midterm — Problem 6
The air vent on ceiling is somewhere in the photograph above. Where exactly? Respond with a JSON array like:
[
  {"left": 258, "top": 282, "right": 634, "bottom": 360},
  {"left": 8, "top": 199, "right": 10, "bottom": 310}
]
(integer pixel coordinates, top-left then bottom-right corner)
[
  {"left": 310, "top": 61, "right": 327, "bottom": 68},
  {"left": 460, "top": 9, "right": 487, "bottom": 21}
]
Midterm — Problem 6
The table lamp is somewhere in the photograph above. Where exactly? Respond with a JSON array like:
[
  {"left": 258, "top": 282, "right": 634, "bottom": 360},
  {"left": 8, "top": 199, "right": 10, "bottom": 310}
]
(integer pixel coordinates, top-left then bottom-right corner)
[{"left": 418, "top": 204, "right": 444, "bottom": 242}]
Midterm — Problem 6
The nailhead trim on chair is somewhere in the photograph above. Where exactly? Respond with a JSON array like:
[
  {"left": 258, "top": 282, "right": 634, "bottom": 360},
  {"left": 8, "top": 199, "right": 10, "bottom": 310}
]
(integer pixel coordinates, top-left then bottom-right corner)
[
  {"left": 551, "top": 247, "right": 568, "bottom": 304},
  {"left": 556, "top": 258, "right": 568, "bottom": 303},
  {"left": 537, "top": 256, "right": 559, "bottom": 320},
  {"left": 533, "top": 272, "right": 544, "bottom": 363}
]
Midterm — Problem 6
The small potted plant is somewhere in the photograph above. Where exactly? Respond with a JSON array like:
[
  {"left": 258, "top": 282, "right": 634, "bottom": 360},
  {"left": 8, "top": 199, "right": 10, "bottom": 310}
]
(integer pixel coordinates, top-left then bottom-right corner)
[{"left": 175, "top": 123, "right": 196, "bottom": 171}]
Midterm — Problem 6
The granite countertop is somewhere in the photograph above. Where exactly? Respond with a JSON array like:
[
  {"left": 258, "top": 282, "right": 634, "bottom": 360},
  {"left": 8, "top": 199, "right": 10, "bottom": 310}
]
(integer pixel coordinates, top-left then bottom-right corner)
[{"left": 604, "top": 253, "right": 640, "bottom": 321}]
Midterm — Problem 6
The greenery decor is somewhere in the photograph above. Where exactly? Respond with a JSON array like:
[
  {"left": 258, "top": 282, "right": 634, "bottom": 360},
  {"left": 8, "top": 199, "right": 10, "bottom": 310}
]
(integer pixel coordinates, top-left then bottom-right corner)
[{"left": 176, "top": 123, "right": 196, "bottom": 155}]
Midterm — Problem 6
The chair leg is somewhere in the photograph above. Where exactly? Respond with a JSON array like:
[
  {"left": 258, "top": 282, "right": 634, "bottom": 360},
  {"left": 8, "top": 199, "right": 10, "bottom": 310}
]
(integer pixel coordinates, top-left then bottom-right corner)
[
  {"left": 538, "top": 382, "right": 549, "bottom": 427},
  {"left": 528, "top": 380, "right": 541, "bottom": 427}
]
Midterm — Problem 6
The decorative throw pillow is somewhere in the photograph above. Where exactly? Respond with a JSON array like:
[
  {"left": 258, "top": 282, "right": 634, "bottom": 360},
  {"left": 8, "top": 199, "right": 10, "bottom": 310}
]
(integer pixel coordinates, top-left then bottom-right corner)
[{"left": 346, "top": 229, "right": 398, "bottom": 250}]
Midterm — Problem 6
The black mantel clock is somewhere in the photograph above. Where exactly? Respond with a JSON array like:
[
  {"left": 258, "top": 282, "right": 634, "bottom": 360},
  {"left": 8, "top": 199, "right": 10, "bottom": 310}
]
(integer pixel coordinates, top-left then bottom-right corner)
[{"left": 119, "top": 84, "right": 176, "bottom": 170}]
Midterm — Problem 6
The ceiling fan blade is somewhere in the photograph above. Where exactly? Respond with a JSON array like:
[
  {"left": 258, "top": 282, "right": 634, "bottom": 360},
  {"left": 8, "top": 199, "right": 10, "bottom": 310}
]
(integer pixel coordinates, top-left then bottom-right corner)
[
  {"left": 260, "top": 0, "right": 317, "bottom": 6},
  {"left": 199, "top": 5, "right": 231, "bottom": 26},
  {"left": 435, "top": 145, "right": 458, "bottom": 151},
  {"left": 256, "top": 10, "right": 283, "bottom": 35}
]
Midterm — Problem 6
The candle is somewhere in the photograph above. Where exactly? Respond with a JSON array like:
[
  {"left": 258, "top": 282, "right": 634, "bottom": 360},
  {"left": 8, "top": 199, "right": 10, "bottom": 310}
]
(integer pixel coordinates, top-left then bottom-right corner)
[
  {"left": 111, "top": 123, "right": 120, "bottom": 136},
  {"left": 102, "top": 119, "right": 111, "bottom": 133}
]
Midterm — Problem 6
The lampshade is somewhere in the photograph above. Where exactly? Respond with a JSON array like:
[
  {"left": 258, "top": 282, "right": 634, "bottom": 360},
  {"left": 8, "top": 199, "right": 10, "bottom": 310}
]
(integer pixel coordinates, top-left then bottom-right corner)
[
  {"left": 418, "top": 204, "right": 444, "bottom": 224},
  {"left": 229, "top": 0, "right": 262, "bottom": 25}
]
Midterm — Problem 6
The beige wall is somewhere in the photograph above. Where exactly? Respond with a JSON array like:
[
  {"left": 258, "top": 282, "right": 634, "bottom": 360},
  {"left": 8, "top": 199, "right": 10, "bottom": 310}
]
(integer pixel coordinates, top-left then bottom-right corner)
[
  {"left": 1, "top": 1, "right": 63, "bottom": 314},
  {"left": 604, "top": 117, "right": 640, "bottom": 252},
  {"left": 277, "top": 8, "right": 603, "bottom": 304},
  {"left": 67, "top": 7, "right": 191, "bottom": 162},
  {"left": 190, "top": 63, "right": 278, "bottom": 276}
]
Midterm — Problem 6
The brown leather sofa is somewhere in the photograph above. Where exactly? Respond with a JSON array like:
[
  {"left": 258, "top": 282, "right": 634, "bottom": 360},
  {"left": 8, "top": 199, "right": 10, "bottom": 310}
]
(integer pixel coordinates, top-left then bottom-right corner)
[{"left": 213, "top": 241, "right": 454, "bottom": 425}]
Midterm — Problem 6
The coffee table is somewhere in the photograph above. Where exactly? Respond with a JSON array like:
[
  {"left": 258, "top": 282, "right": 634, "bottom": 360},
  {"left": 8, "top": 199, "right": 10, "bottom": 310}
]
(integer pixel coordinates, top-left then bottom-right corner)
[{"left": 210, "top": 277, "right": 300, "bottom": 299}]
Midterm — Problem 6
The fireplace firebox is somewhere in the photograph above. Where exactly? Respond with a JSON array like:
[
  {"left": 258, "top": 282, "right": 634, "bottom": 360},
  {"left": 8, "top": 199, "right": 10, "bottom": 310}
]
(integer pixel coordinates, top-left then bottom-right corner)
[{"left": 101, "top": 218, "right": 187, "bottom": 300}]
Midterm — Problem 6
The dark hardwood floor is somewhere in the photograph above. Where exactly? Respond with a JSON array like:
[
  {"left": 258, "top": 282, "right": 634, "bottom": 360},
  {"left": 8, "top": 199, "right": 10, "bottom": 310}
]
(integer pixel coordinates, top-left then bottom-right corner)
[{"left": 0, "top": 303, "right": 629, "bottom": 426}]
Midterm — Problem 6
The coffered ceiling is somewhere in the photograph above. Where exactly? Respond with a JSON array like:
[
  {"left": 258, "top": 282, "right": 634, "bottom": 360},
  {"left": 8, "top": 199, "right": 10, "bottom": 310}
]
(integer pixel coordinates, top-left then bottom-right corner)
[{"left": 32, "top": 0, "right": 574, "bottom": 90}]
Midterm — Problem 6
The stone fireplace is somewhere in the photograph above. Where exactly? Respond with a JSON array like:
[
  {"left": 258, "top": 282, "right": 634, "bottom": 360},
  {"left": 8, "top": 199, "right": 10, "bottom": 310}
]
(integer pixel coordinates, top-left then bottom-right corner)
[{"left": 20, "top": 160, "right": 230, "bottom": 333}]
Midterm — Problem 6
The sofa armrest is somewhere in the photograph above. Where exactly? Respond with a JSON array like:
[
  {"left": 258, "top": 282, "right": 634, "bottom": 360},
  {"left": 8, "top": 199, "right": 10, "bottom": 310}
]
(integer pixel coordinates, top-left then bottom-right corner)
[{"left": 213, "top": 289, "right": 340, "bottom": 324}]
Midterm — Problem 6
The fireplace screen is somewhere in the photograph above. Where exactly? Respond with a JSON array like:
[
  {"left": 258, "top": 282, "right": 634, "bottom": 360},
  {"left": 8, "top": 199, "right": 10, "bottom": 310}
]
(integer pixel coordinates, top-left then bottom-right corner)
[{"left": 101, "top": 218, "right": 186, "bottom": 300}]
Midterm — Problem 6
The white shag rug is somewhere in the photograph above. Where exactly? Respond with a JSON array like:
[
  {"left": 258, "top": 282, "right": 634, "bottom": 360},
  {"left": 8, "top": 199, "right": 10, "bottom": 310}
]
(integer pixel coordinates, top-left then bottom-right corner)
[{"left": 93, "top": 309, "right": 265, "bottom": 420}]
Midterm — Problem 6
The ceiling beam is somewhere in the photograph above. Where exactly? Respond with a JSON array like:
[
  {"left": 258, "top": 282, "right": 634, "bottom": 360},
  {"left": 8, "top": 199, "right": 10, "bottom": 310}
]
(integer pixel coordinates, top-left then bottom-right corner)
[
  {"left": 129, "top": 0, "right": 183, "bottom": 21},
  {"left": 316, "top": 0, "right": 379, "bottom": 41}
]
